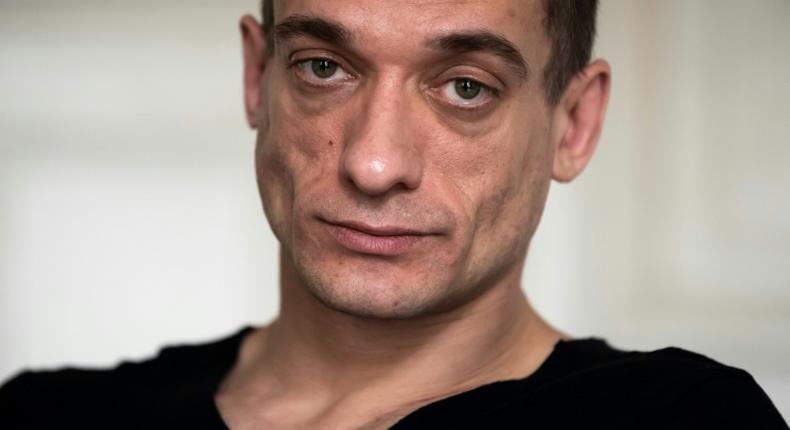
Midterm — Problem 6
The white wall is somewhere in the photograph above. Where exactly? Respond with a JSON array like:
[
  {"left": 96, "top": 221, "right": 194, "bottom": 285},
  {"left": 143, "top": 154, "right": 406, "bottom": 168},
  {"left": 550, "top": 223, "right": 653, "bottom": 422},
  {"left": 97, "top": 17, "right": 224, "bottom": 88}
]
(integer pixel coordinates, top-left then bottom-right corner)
[{"left": 1, "top": 0, "right": 788, "bottom": 419}]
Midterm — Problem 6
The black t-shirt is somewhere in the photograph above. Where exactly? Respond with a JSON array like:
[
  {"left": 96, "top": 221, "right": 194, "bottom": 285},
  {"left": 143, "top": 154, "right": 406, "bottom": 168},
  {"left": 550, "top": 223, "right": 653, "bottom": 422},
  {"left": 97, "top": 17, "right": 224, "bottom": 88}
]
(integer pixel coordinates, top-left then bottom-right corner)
[{"left": 1, "top": 326, "right": 786, "bottom": 429}]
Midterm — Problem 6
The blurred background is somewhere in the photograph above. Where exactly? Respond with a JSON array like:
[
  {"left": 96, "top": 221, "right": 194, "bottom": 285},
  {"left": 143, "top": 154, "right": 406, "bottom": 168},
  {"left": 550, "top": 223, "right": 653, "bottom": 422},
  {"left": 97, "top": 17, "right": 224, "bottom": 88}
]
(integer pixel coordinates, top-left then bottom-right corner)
[{"left": 1, "top": 0, "right": 788, "bottom": 419}]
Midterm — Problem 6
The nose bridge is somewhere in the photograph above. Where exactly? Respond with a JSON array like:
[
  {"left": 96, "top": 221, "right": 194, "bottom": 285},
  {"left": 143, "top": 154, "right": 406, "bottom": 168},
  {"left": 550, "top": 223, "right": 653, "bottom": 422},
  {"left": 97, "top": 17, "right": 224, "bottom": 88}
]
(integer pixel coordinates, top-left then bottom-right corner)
[
  {"left": 356, "top": 78, "right": 405, "bottom": 153},
  {"left": 341, "top": 76, "right": 423, "bottom": 196}
]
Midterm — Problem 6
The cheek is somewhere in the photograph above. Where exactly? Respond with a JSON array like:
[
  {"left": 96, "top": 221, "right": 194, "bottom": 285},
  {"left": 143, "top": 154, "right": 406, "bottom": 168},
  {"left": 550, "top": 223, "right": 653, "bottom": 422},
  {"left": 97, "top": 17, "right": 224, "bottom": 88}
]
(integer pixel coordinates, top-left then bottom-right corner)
[
  {"left": 255, "top": 127, "right": 292, "bottom": 244},
  {"left": 433, "top": 110, "right": 553, "bottom": 278},
  {"left": 256, "top": 84, "right": 344, "bottom": 243},
  {"left": 487, "top": 126, "right": 552, "bottom": 241},
  {"left": 482, "top": 101, "right": 552, "bottom": 225},
  {"left": 431, "top": 130, "right": 527, "bottom": 231}
]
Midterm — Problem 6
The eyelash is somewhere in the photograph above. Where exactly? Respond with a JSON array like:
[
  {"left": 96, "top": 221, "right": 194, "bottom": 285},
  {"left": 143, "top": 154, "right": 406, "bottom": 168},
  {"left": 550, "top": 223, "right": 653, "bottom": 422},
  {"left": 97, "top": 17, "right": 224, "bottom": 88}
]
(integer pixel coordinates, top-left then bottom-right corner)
[
  {"left": 289, "top": 57, "right": 354, "bottom": 88},
  {"left": 288, "top": 56, "right": 501, "bottom": 111}
]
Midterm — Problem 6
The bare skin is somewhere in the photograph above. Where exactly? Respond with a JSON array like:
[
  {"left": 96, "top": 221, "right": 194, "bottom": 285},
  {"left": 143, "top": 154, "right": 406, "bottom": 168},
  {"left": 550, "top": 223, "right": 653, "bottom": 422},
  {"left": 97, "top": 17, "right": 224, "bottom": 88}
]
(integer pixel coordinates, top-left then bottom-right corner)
[
  {"left": 216, "top": 0, "right": 610, "bottom": 428},
  {"left": 217, "top": 254, "right": 560, "bottom": 429}
]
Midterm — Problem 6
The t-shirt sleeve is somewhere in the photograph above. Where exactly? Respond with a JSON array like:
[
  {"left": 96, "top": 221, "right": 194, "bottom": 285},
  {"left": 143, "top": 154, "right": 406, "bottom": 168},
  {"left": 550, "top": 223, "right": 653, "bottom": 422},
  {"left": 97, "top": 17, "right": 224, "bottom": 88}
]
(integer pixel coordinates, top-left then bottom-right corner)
[
  {"left": 0, "top": 371, "right": 48, "bottom": 426},
  {"left": 664, "top": 368, "right": 788, "bottom": 429},
  {"left": 0, "top": 369, "right": 116, "bottom": 428}
]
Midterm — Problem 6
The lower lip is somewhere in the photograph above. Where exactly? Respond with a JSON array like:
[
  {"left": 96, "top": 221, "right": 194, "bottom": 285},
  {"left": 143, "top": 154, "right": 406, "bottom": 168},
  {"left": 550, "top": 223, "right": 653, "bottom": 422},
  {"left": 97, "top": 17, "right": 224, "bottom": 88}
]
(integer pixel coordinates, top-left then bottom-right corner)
[{"left": 326, "top": 224, "right": 427, "bottom": 256}]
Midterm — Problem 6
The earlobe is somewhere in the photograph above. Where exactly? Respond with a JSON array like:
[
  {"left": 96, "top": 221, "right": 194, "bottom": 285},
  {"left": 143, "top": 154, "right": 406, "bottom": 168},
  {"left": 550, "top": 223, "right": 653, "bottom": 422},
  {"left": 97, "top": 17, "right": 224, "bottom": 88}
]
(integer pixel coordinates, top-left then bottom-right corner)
[
  {"left": 240, "top": 15, "right": 267, "bottom": 129},
  {"left": 551, "top": 59, "right": 611, "bottom": 183}
]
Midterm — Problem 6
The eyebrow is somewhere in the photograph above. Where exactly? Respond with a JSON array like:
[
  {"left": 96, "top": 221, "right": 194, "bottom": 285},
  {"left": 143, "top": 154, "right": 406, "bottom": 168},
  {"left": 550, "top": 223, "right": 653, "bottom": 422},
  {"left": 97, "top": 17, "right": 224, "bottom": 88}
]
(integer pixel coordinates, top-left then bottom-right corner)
[
  {"left": 273, "top": 15, "right": 352, "bottom": 48},
  {"left": 427, "top": 32, "right": 529, "bottom": 80},
  {"left": 273, "top": 15, "right": 529, "bottom": 80}
]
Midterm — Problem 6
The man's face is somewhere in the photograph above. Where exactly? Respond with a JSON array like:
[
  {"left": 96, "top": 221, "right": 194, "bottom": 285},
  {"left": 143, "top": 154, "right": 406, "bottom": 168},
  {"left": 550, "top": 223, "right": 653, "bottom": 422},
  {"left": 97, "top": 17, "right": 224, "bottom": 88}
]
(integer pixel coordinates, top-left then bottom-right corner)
[{"left": 254, "top": 0, "right": 556, "bottom": 318}]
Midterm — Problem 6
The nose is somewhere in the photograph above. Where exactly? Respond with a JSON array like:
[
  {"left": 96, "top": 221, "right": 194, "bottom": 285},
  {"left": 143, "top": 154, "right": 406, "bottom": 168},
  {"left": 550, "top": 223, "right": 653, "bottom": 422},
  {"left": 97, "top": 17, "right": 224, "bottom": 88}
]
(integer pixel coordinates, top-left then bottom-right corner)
[{"left": 340, "top": 82, "right": 424, "bottom": 196}]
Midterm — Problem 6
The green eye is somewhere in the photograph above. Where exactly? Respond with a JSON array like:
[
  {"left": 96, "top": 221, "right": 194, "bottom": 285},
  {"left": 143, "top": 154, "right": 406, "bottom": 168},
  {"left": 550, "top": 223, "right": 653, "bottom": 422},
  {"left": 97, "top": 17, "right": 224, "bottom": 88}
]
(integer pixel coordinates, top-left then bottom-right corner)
[
  {"left": 454, "top": 79, "right": 482, "bottom": 100},
  {"left": 311, "top": 59, "right": 338, "bottom": 79}
]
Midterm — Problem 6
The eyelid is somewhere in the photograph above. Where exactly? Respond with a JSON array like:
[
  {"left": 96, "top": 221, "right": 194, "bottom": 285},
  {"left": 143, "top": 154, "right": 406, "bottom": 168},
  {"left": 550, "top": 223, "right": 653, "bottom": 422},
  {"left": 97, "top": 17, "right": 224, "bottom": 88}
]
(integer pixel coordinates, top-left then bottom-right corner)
[
  {"left": 433, "top": 77, "right": 499, "bottom": 112},
  {"left": 433, "top": 63, "right": 506, "bottom": 91},
  {"left": 287, "top": 51, "right": 358, "bottom": 90},
  {"left": 291, "top": 59, "right": 349, "bottom": 88},
  {"left": 288, "top": 49, "right": 357, "bottom": 73}
]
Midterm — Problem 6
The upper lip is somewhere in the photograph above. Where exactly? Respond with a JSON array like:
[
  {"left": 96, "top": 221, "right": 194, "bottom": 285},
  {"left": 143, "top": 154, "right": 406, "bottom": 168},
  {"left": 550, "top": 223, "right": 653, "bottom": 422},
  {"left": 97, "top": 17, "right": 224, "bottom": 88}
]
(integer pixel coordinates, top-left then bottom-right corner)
[{"left": 323, "top": 219, "right": 431, "bottom": 237}]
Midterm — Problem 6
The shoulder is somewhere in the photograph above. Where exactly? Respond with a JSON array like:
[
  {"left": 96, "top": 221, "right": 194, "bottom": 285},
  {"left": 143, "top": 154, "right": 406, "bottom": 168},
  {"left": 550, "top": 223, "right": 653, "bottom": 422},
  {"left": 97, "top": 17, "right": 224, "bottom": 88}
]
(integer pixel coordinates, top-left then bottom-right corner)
[
  {"left": 510, "top": 340, "right": 787, "bottom": 428},
  {"left": 397, "top": 339, "right": 787, "bottom": 429},
  {"left": 554, "top": 339, "right": 759, "bottom": 390},
  {"left": 0, "top": 327, "right": 251, "bottom": 428}
]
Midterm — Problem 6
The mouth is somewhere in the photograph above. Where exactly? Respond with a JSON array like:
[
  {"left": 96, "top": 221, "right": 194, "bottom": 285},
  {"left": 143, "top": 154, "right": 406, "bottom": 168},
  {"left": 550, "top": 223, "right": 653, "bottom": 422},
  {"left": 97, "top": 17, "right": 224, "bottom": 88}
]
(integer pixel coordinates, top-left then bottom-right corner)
[{"left": 319, "top": 218, "right": 435, "bottom": 257}]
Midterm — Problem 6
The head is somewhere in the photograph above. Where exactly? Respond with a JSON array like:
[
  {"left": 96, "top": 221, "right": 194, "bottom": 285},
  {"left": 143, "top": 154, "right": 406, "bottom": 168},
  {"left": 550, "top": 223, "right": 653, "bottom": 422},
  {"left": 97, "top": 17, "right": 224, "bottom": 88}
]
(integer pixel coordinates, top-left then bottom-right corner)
[{"left": 240, "top": 0, "right": 610, "bottom": 319}]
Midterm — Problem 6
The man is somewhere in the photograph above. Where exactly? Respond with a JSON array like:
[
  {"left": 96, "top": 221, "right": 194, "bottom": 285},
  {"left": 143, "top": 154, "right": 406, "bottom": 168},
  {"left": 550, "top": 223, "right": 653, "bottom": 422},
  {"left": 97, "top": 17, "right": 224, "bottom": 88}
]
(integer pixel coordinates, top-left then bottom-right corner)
[{"left": 1, "top": 0, "right": 786, "bottom": 428}]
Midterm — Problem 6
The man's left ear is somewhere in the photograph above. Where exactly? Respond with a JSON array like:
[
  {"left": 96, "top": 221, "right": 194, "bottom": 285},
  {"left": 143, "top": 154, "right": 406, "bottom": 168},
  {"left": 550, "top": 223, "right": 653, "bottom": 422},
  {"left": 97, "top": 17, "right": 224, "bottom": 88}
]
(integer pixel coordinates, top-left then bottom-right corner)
[{"left": 550, "top": 59, "right": 611, "bottom": 183}]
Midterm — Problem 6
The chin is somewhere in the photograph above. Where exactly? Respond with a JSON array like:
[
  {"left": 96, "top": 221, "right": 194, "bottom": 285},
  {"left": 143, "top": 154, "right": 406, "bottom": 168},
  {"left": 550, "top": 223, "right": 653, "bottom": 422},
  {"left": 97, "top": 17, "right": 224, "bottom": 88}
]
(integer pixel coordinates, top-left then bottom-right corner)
[{"left": 295, "top": 258, "right": 451, "bottom": 320}]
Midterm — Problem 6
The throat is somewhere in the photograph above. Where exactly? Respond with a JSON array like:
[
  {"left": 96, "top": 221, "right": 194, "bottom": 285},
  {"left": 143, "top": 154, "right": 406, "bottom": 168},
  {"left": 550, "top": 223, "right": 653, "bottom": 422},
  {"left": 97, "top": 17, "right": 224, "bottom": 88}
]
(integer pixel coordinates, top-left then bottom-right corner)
[{"left": 215, "top": 284, "right": 561, "bottom": 429}]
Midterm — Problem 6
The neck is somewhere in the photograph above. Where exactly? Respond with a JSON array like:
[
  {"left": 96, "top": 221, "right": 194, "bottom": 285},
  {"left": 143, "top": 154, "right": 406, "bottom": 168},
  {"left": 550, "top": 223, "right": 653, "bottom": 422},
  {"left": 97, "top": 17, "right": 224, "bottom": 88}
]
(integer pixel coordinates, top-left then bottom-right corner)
[{"left": 218, "top": 251, "right": 560, "bottom": 425}]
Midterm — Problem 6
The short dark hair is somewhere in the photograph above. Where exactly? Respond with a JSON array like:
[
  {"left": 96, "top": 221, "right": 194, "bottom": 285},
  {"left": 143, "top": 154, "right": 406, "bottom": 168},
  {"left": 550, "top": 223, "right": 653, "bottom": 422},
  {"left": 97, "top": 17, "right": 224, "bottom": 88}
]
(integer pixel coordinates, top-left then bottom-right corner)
[
  {"left": 541, "top": 0, "right": 598, "bottom": 105},
  {"left": 259, "top": 0, "right": 598, "bottom": 105}
]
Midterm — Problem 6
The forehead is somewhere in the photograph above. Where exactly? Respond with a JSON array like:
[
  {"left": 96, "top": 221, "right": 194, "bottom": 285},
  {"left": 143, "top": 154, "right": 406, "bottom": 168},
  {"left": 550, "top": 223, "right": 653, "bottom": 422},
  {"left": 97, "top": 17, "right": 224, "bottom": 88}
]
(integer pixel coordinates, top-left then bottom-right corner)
[{"left": 273, "top": 0, "right": 549, "bottom": 68}]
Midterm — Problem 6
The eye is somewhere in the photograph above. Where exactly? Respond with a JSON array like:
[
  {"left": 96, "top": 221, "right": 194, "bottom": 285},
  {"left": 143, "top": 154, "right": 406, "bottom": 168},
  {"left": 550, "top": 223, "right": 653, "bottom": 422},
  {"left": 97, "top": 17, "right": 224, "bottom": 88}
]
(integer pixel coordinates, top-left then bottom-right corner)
[
  {"left": 440, "top": 78, "right": 496, "bottom": 108},
  {"left": 294, "top": 58, "right": 351, "bottom": 84},
  {"left": 455, "top": 79, "right": 482, "bottom": 99}
]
